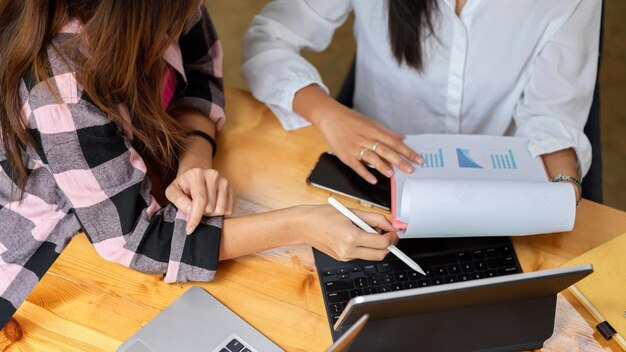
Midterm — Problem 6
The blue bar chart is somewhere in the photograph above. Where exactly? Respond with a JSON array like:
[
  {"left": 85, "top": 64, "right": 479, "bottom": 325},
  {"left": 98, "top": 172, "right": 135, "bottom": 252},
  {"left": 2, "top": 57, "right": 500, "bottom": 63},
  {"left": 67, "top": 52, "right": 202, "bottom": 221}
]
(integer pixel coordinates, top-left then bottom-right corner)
[
  {"left": 456, "top": 147, "right": 519, "bottom": 170},
  {"left": 490, "top": 149, "right": 517, "bottom": 170},
  {"left": 419, "top": 148, "right": 445, "bottom": 168}
]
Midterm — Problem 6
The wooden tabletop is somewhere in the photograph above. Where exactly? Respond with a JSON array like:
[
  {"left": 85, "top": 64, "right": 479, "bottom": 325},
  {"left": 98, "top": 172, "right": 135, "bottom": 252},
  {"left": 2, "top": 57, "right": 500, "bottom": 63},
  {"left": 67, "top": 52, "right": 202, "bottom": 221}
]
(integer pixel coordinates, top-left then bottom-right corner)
[{"left": 2, "top": 87, "right": 626, "bottom": 351}]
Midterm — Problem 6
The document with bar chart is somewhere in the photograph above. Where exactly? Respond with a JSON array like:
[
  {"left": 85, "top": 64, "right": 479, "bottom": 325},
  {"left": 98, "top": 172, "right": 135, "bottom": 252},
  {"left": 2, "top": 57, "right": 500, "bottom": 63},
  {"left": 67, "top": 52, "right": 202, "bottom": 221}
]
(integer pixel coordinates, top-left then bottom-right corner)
[{"left": 392, "top": 134, "right": 575, "bottom": 238}]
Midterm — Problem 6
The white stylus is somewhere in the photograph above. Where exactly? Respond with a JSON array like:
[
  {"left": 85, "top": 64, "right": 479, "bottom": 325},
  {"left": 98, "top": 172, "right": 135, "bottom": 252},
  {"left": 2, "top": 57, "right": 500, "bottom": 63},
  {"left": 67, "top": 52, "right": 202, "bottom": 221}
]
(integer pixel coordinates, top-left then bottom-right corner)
[{"left": 327, "top": 196, "right": 426, "bottom": 275}]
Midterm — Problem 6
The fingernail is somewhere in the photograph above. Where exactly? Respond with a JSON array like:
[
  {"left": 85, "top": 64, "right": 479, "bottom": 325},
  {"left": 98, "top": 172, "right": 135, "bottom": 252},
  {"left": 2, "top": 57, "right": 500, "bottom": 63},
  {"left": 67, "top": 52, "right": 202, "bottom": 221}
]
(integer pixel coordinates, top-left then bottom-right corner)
[
  {"left": 368, "top": 177, "right": 378, "bottom": 184},
  {"left": 186, "top": 226, "right": 193, "bottom": 235},
  {"left": 404, "top": 166, "right": 413, "bottom": 173},
  {"left": 384, "top": 169, "right": 393, "bottom": 177}
]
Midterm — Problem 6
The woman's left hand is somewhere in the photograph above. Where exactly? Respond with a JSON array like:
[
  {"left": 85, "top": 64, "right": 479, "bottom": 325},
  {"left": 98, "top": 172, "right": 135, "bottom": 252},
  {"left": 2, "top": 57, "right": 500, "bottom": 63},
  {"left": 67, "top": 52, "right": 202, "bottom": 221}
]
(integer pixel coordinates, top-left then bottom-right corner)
[{"left": 166, "top": 168, "right": 233, "bottom": 234}]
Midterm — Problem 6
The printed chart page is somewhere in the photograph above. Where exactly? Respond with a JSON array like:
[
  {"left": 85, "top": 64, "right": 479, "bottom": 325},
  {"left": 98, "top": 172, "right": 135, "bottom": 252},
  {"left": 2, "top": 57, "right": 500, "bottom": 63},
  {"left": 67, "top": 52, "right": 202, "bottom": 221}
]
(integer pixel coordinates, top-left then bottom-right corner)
[{"left": 393, "top": 134, "right": 575, "bottom": 237}]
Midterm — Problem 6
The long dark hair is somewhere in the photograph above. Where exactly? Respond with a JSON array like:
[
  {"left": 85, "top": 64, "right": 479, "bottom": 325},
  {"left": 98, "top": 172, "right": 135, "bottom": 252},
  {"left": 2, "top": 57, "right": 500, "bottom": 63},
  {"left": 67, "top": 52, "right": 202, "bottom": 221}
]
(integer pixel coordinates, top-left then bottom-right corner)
[
  {"left": 0, "top": 0, "right": 199, "bottom": 191},
  {"left": 388, "top": 0, "right": 439, "bottom": 71}
]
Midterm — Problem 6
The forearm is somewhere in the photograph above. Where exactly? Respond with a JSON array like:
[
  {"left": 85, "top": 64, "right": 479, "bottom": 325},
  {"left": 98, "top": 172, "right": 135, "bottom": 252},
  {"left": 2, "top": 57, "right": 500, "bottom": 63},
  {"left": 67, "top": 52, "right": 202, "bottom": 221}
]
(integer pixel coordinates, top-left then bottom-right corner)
[
  {"left": 219, "top": 207, "right": 305, "bottom": 261},
  {"left": 541, "top": 147, "right": 581, "bottom": 199},
  {"left": 541, "top": 148, "right": 579, "bottom": 179},
  {"left": 293, "top": 84, "right": 344, "bottom": 127},
  {"left": 176, "top": 109, "right": 216, "bottom": 174}
]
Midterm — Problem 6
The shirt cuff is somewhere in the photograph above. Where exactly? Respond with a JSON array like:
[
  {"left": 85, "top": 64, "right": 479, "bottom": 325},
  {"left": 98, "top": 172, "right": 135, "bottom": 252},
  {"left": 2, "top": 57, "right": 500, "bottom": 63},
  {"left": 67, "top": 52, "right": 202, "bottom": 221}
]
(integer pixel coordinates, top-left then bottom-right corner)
[
  {"left": 515, "top": 114, "right": 592, "bottom": 178},
  {"left": 164, "top": 214, "right": 223, "bottom": 283},
  {"left": 271, "top": 79, "right": 330, "bottom": 131},
  {"left": 526, "top": 137, "right": 591, "bottom": 178}
]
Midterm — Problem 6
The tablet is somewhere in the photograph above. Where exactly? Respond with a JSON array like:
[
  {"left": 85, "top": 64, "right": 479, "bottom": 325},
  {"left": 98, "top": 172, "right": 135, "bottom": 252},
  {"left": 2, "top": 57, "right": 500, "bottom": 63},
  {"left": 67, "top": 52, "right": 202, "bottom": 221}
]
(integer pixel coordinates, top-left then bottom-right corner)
[{"left": 333, "top": 264, "right": 592, "bottom": 351}]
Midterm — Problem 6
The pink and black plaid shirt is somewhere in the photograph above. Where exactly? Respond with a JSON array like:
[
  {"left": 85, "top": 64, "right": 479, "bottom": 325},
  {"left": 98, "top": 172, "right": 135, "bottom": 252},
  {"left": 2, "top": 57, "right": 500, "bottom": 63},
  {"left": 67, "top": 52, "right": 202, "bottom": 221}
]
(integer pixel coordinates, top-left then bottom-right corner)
[{"left": 0, "top": 6, "right": 225, "bottom": 324}]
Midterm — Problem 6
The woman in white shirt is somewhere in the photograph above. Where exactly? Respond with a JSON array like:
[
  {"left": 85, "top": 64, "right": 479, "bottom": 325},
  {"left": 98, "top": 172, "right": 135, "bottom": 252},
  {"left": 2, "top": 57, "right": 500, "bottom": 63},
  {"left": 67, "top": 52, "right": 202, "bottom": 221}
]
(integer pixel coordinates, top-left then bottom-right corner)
[{"left": 241, "top": 0, "right": 601, "bottom": 205}]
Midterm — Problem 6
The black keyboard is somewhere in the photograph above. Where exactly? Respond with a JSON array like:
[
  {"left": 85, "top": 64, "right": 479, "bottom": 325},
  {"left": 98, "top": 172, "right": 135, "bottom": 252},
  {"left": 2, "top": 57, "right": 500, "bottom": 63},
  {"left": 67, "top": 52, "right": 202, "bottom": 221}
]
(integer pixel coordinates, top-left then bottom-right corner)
[
  {"left": 219, "top": 338, "right": 252, "bottom": 352},
  {"left": 318, "top": 243, "right": 522, "bottom": 326}
]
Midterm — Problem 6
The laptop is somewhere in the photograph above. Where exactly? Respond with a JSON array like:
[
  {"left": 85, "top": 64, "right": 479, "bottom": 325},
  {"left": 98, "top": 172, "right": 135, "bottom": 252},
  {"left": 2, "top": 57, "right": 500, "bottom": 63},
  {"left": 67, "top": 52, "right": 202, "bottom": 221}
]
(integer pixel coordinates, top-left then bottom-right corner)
[
  {"left": 313, "top": 236, "right": 523, "bottom": 339},
  {"left": 117, "top": 286, "right": 368, "bottom": 352}
]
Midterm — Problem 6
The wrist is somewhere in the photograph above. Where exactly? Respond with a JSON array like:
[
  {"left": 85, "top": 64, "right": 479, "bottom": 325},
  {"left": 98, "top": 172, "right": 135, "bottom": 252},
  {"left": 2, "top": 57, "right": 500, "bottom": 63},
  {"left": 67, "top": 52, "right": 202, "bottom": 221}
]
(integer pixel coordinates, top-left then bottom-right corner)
[
  {"left": 550, "top": 174, "right": 582, "bottom": 206},
  {"left": 281, "top": 205, "right": 313, "bottom": 246},
  {"left": 293, "top": 84, "right": 340, "bottom": 128},
  {"left": 177, "top": 153, "right": 212, "bottom": 176},
  {"left": 571, "top": 183, "right": 581, "bottom": 204},
  {"left": 177, "top": 133, "right": 216, "bottom": 176},
  {"left": 187, "top": 130, "right": 216, "bottom": 158}
]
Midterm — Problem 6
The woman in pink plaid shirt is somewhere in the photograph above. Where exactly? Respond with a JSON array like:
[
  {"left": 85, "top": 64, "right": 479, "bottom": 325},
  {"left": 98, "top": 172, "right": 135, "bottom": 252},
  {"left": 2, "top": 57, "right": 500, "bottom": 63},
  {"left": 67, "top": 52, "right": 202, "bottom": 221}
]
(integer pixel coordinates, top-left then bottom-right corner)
[{"left": 0, "top": 0, "right": 398, "bottom": 326}]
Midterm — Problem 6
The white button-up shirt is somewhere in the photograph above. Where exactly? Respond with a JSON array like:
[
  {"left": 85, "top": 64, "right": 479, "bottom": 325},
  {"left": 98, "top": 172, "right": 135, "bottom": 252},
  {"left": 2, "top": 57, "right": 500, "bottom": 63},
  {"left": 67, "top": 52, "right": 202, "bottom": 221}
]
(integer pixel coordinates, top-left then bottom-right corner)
[{"left": 241, "top": 0, "right": 600, "bottom": 176}]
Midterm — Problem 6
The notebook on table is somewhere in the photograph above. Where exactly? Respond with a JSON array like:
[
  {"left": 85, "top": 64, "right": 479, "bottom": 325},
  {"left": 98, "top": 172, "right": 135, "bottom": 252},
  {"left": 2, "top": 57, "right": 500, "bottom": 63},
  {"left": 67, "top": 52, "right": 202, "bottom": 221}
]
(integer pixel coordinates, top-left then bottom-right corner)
[{"left": 561, "top": 232, "right": 626, "bottom": 349}]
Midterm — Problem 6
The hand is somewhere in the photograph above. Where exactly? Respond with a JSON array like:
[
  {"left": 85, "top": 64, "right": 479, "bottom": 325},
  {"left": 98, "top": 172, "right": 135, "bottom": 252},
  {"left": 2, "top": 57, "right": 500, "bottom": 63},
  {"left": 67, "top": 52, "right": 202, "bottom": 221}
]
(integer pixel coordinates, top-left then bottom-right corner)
[
  {"left": 298, "top": 205, "right": 399, "bottom": 262},
  {"left": 294, "top": 85, "right": 422, "bottom": 184},
  {"left": 166, "top": 168, "right": 233, "bottom": 234},
  {"left": 319, "top": 107, "right": 422, "bottom": 183}
]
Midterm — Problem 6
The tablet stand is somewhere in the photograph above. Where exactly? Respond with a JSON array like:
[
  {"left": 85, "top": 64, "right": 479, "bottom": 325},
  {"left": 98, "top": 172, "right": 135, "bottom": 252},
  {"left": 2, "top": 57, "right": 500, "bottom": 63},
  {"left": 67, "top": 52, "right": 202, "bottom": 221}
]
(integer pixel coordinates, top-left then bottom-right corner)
[{"left": 338, "top": 295, "right": 556, "bottom": 352}]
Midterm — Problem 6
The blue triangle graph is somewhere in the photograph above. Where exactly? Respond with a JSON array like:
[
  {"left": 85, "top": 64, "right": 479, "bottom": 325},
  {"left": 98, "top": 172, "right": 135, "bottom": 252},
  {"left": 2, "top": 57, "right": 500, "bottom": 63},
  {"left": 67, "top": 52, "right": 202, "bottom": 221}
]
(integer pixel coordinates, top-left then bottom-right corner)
[{"left": 456, "top": 148, "right": 483, "bottom": 168}]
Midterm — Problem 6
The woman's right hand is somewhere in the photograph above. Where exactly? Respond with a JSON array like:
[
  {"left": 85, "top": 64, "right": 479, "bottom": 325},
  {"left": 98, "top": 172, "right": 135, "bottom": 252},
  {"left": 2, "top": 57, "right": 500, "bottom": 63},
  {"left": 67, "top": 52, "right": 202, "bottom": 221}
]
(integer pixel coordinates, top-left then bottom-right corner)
[
  {"left": 317, "top": 107, "right": 423, "bottom": 184},
  {"left": 296, "top": 205, "right": 399, "bottom": 262},
  {"left": 294, "top": 84, "right": 422, "bottom": 184},
  {"left": 166, "top": 168, "right": 233, "bottom": 235}
]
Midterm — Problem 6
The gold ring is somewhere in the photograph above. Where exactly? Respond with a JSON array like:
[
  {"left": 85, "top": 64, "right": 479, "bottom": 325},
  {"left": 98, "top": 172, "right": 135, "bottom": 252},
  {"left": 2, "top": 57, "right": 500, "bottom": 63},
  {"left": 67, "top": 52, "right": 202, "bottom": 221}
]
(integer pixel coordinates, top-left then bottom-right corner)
[
  {"left": 371, "top": 142, "right": 379, "bottom": 152},
  {"left": 358, "top": 147, "right": 369, "bottom": 161}
]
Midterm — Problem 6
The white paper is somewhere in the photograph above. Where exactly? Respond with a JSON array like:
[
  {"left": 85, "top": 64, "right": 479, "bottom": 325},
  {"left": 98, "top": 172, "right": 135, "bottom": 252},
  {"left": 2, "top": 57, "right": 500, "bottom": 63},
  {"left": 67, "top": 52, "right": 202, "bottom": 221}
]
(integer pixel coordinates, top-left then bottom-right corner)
[
  {"left": 400, "top": 179, "right": 575, "bottom": 237},
  {"left": 394, "top": 134, "right": 576, "bottom": 237}
]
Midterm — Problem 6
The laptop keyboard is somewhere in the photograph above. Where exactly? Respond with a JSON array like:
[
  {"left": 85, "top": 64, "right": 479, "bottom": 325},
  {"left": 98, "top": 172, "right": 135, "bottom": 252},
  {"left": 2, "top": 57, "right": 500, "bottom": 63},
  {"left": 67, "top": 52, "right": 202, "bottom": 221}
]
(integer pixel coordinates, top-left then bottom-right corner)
[
  {"left": 216, "top": 336, "right": 253, "bottom": 352},
  {"left": 319, "top": 244, "right": 521, "bottom": 325}
]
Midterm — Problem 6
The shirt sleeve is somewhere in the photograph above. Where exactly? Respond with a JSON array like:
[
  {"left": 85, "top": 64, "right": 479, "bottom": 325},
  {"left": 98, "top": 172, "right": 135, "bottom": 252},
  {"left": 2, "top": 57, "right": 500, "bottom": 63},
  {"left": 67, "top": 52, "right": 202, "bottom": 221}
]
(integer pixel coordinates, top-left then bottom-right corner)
[
  {"left": 513, "top": 0, "right": 601, "bottom": 177},
  {"left": 29, "top": 79, "right": 223, "bottom": 286},
  {"left": 170, "top": 5, "right": 226, "bottom": 131},
  {"left": 240, "top": 0, "right": 353, "bottom": 130}
]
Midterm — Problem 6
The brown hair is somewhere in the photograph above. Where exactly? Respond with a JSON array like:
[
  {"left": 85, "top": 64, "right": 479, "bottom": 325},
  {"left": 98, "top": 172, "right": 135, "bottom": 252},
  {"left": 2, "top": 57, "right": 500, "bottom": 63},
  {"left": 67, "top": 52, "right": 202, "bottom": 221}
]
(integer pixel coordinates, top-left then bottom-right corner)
[{"left": 0, "top": 0, "right": 199, "bottom": 190}]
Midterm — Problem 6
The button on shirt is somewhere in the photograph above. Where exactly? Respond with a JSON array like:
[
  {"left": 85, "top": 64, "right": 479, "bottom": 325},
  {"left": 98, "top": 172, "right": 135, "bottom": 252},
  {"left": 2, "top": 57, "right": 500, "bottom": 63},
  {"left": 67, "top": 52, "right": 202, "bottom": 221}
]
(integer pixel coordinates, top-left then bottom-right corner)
[{"left": 241, "top": 0, "right": 600, "bottom": 176}]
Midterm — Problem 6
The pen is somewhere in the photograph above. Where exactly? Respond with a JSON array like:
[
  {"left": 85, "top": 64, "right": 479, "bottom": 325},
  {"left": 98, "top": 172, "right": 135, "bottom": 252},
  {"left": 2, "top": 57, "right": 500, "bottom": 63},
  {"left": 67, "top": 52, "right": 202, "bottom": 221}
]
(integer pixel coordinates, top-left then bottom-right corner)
[
  {"left": 570, "top": 285, "right": 626, "bottom": 347},
  {"left": 327, "top": 196, "right": 426, "bottom": 275}
]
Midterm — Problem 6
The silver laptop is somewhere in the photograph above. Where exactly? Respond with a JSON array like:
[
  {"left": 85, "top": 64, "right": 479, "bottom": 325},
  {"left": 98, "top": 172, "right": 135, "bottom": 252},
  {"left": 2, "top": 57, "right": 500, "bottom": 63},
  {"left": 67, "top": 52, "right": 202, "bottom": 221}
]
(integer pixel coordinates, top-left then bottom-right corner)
[
  {"left": 117, "top": 286, "right": 368, "bottom": 352},
  {"left": 117, "top": 287, "right": 283, "bottom": 352}
]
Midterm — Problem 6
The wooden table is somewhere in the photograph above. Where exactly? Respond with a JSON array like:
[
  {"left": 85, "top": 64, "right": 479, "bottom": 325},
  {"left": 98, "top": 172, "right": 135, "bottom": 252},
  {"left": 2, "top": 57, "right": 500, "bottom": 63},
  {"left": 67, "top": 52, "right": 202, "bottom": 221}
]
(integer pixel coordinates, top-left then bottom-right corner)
[{"left": 2, "top": 87, "right": 625, "bottom": 351}]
